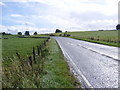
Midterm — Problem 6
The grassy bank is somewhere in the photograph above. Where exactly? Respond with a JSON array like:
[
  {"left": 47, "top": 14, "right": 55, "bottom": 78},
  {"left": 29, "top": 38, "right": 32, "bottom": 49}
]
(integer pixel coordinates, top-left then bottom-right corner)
[
  {"left": 40, "top": 38, "right": 81, "bottom": 88},
  {"left": 56, "top": 30, "right": 119, "bottom": 47}
]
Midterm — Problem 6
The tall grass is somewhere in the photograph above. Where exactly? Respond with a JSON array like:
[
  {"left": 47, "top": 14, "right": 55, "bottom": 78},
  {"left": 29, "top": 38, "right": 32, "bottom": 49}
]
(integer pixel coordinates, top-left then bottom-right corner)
[{"left": 2, "top": 36, "right": 49, "bottom": 88}]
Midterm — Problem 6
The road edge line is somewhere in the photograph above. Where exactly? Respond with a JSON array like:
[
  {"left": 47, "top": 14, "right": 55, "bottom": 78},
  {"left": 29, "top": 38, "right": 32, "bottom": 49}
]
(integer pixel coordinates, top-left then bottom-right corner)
[
  {"left": 56, "top": 39, "right": 94, "bottom": 89},
  {"left": 78, "top": 44, "right": 119, "bottom": 61}
]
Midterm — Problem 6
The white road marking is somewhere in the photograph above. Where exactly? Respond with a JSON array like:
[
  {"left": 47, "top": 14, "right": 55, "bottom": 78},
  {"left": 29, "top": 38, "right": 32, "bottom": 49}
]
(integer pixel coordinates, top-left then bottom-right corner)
[
  {"left": 77, "top": 44, "right": 119, "bottom": 60},
  {"left": 56, "top": 39, "right": 94, "bottom": 89}
]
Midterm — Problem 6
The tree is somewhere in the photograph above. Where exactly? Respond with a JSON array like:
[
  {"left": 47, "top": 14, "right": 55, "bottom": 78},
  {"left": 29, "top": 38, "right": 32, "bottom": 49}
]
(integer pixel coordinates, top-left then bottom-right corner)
[
  {"left": 25, "top": 31, "right": 30, "bottom": 35},
  {"left": 116, "top": 24, "right": 120, "bottom": 30},
  {"left": 34, "top": 32, "right": 37, "bottom": 35},
  {"left": 18, "top": 32, "right": 22, "bottom": 35},
  {"left": 2, "top": 32, "right": 5, "bottom": 35},
  {"left": 55, "top": 29, "right": 62, "bottom": 33}
]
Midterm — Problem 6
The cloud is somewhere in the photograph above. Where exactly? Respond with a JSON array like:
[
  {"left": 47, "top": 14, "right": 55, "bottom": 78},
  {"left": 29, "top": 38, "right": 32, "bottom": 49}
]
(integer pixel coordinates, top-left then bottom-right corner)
[
  {"left": 10, "top": 14, "right": 23, "bottom": 17},
  {"left": 2, "top": 0, "right": 119, "bottom": 34},
  {"left": 0, "top": 2, "right": 5, "bottom": 6},
  {"left": 32, "top": 0, "right": 118, "bottom": 15}
]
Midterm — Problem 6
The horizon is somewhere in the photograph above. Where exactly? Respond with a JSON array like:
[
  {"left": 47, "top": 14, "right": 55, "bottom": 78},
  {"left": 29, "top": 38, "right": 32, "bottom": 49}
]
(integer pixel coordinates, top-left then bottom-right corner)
[{"left": 1, "top": 29, "right": 118, "bottom": 35}]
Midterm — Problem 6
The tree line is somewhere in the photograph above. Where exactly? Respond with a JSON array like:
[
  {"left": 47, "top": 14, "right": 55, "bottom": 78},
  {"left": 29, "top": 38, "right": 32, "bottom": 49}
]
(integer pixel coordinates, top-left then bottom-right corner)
[
  {"left": 1, "top": 31, "right": 37, "bottom": 35},
  {"left": 18, "top": 31, "right": 37, "bottom": 35}
]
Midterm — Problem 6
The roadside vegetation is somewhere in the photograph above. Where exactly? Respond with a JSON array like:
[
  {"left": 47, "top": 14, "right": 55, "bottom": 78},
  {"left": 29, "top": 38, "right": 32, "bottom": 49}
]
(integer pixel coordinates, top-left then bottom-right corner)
[
  {"left": 2, "top": 35, "right": 49, "bottom": 88},
  {"left": 53, "top": 30, "right": 119, "bottom": 47},
  {"left": 2, "top": 35, "right": 80, "bottom": 88},
  {"left": 40, "top": 39, "right": 80, "bottom": 88}
]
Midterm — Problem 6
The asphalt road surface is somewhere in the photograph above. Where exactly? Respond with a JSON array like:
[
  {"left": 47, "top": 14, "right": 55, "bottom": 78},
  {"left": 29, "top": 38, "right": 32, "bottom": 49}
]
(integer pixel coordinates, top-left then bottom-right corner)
[{"left": 54, "top": 37, "right": 119, "bottom": 88}]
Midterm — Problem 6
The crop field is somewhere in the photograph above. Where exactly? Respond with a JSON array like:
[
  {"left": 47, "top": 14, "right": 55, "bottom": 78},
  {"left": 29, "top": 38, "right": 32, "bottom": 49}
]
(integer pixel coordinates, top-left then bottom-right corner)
[{"left": 57, "top": 30, "right": 119, "bottom": 47}]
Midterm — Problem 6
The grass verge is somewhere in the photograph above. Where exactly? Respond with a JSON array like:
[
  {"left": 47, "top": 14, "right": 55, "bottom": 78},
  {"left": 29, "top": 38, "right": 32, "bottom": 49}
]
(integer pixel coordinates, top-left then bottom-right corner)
[
  {"left": 41, "top": 38, "right": 81, "bottom": 88},
  {"left": 53, "top": 30, "right": 119, "bottom": 47},
  {"left": 70, "top": 37, "right": 119, "bottom": 47}
]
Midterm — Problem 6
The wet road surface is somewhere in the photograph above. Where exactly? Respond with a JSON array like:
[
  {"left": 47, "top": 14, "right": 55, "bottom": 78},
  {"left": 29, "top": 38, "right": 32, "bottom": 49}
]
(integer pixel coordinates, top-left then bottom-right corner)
[{"left": 54, "top": 37, "right": 119, "bottom": 88}]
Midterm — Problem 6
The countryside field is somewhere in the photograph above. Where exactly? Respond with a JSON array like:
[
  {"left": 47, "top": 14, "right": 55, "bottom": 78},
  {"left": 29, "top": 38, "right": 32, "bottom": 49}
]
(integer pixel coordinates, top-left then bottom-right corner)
[
  {"left": 2, "top": 36, "right": 46, "bottom": 58},
  {"left": 2, "top": 35, "right": 80, "bottom": 88},
  {"left": 2, "top": 35, "right": 48, "bottom": 88},
  {"left": 55, "top": 30, "right": 119, "bottom": 47}
]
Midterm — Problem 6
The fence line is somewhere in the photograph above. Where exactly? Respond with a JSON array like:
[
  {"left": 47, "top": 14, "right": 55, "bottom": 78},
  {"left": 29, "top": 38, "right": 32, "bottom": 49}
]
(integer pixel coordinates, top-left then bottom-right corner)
[{"left": 16, "top": 37, "right": 50, "bottom": 69}]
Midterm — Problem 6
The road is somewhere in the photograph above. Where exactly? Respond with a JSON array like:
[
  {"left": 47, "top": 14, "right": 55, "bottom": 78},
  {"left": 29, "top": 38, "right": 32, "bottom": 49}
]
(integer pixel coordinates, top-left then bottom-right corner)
[{"left": 54, "top": 37, "right": 119, "bottom": 88}]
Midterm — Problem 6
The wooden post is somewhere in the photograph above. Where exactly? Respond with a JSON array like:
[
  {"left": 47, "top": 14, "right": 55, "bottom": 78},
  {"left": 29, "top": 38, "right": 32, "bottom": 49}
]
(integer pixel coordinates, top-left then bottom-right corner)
[
  {"left": 16, "top": 52, "right": 21, "bottom": 60},
  {"left": 16, "top": 52, "right": 24, "bottom": 66},
  {"left": 33, "top": 47, "right": 36, "bottom": 64},
  {"left": 44, "top": 41, "right": 46, "bottom": 46},
  {"left": 39, "top": 45, "right": 41, "bottom": 52},
  {"left": 28, "top": 56, "right": 33, "bottom": 67},
  {"left": 37, "top": 46, "right": 40, "bottom": 56}
]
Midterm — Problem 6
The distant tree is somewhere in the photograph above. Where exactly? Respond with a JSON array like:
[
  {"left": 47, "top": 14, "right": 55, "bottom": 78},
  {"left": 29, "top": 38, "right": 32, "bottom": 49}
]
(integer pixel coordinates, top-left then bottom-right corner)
[
  {"left": 34, "top": 32, "right": 37, "bottom": 35},
  {"left": 25, "top": 31, "right": 30, "bottom": 35},
  {"left": 2, "top": 32, "right": 5, "bottom": 35},
  {"left": 55, "top": 29, "right": 62, "bottom": 33},
  {"left": 18, "top": 32, "right": 22, "bottom": 35},
  {"left": 116, "top": 24, "right": 120, "bottom": 30},
  {"left": 98, "top": 30, "right": 104, "bottom": 31}
]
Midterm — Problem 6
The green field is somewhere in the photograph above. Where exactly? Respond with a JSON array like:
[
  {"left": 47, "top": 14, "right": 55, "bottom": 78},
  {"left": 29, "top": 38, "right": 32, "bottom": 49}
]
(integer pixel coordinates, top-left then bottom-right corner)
[
  {"left": 56, "top": 30, "right": 119, "bottom": 47},
  {"left": 2, "top": 35, "right": 48, "bottom": 88},
  {"left": 2, "top": 35, "right": 80, "bottom": 88},
  {"left": 2, "top": 37, "right": 46, "bottom": 58}
]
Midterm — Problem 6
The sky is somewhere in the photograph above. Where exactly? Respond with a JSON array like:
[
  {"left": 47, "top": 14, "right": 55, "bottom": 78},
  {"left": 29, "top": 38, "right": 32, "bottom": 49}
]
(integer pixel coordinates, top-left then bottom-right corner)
[{"left": 0, "top": 0, "right": 119, "bottom": 34}]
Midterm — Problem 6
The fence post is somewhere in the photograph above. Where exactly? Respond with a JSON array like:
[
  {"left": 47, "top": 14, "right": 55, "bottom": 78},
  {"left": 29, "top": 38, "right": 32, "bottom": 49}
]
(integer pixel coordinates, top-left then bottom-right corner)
[
  {"left": 16, "top": 52, "right": 24, "bottom": 66},
  {"left": 44, "top": 41, "right": 46, "bottom": 46},
  {"left": 37, "top": 46, "right": 40, "bottom": 56},
  {"left": 28, "top": 56, "right": 33, "bottom": 67},
  {"left": 16, "top": 52, "right": 21, "bottom": 60},
  {"left": 33, "top": 47, "right": 36, "bottom": 64}
]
